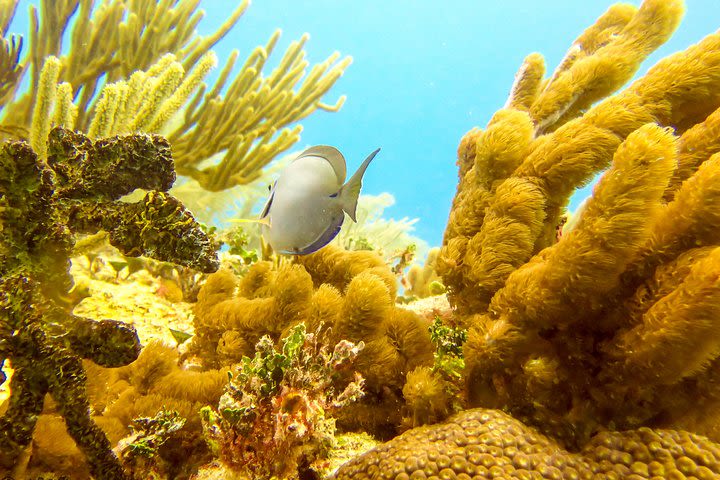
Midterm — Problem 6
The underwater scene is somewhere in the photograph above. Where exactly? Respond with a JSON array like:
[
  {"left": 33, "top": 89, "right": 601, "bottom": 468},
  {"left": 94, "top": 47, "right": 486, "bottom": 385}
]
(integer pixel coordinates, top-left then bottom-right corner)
[{"left": 2, "top": 0, "right": 720, "bottom": 478}]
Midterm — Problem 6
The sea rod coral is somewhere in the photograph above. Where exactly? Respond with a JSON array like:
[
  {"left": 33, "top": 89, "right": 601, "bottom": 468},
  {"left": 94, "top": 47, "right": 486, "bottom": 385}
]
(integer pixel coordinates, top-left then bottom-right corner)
[
  {"left": 0, "top": 0, "right": 351, "bottom": 191},
  {"left": 0, "top": 127, "right": 218, "bottom": 479},
  {"left": 336, "top": 0, "right": 720, "bottom": 477}
]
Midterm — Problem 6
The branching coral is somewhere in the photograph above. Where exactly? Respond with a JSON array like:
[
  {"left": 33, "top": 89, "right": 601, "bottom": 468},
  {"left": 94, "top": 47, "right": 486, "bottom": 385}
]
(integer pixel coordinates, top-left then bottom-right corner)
[
  {"left": 439, "top": 0, "right": 692, "bottom": 315},
  {"left": 0, "top": 0, "right": 351, "bottom": 190},
  {"left": 433, "top": 0, "right": 720, "bottom": 451},
  {"left": 0, "top": 2, "right": 21, "bottom": 111},
  {"left": 0, "top": 128, "right": 218, "bottom": 479}
]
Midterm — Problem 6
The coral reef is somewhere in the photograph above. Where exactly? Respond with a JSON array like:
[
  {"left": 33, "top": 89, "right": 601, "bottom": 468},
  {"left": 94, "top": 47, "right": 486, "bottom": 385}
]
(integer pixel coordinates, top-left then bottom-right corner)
[
  {"left": 332, "top": 0, "right": 720, "bottom": 477},
  {"left": 4, "top": 0, "right": 720, "bottom": 477},
  {"left": 200, "top": 323, "right": 364, "bottom": 479},
  {"left": 0, "top": 128, "right": 218, "bottom": 479},
  {"left": 432, "top": 0, "right": 720, "bottom": 450},
  {"left": 402, "top": 246, "right": 444, "bottom": 299},
  {"left": 0, "top": 0, "right": 351, "bottom": 191},
  {"left": 189, "top": 244, "right": 436, "bottom": 437},
  {"left": 334, "top": 408, "right": 720, "bottom": 479},
  {"left": 333, "top": 192, "right": 429, "bottom": 262}
]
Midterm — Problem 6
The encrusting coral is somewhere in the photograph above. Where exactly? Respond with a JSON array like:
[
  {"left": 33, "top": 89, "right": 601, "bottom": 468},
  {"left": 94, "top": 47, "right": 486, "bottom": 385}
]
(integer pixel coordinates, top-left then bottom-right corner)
[
  {"left": 0, "top": 0, "right": 351, "bottom": 191},
  {"left": 0, "top": 127, "right": 219, "bottom": 479},
  {"left": 334, "top": 408, "right": 720, "bottom": 479},
  {"left": 336, "top": 0, "right": 720, "bottom": 477}
]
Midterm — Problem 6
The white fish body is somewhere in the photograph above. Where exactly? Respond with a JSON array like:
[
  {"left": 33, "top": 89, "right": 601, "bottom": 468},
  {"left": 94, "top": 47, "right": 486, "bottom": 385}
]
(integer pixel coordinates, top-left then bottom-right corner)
[{"left": 260, "top": 145, "right": 380, "bottom": 255}]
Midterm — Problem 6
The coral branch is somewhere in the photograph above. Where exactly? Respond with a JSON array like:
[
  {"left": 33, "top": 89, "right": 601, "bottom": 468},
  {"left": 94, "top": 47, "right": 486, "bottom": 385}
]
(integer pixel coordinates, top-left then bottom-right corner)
[{"left": 1, "top": 0, "right": 352, "bottom": 191}]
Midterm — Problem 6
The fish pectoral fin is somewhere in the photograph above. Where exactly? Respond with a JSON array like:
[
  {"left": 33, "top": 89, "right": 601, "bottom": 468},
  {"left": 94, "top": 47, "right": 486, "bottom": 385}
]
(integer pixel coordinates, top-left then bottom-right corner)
[{"left": 336, "top": 147, "right": 380, "bottom": 222}]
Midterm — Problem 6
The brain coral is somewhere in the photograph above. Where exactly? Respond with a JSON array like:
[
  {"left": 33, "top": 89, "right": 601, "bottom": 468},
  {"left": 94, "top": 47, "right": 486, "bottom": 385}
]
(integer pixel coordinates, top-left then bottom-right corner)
[{"left": 333, "top": 408, "right": 720, "bottom": 479}]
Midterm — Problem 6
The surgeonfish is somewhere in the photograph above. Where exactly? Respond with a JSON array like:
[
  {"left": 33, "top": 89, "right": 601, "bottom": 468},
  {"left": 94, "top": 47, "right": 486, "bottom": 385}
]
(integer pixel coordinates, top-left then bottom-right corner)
[{"left": 259, "top": 145, "right": 380, "bottom": 255}]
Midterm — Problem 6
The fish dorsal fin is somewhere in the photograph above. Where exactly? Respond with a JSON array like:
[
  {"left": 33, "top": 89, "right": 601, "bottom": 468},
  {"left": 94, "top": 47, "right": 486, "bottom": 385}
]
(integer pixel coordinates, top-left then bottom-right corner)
[
  {"left": 297, "top": 145, "right": 346, "bottom": 185},
  {"left": 337, "top": 148, "right": 381, "bottom": 222}
]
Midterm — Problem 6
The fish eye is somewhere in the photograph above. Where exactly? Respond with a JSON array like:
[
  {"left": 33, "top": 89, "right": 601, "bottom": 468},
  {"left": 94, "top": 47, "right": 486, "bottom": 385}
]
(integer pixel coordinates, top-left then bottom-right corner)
[{"left": 267, "top": 184, "right": 272, "bottom": 191}]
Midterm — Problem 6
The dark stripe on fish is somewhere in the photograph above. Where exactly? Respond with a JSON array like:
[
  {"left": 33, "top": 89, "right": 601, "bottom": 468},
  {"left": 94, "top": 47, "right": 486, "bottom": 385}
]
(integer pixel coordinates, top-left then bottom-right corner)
[
  {"left": 283, "top": 212, "right": 345, "bottom": 255},
  {"left": 260, "top": 180, "right": 278, "bottom": 219}
]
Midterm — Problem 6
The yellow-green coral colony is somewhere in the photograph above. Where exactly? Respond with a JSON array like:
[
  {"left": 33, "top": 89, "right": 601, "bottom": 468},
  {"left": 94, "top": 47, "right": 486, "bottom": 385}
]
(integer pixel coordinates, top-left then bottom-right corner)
[
  {"left": 0, "top": 0, "right": 352, "bottom": 190},
  {"left": 0, "top": 128, "right": 219, "bottom": 478}
]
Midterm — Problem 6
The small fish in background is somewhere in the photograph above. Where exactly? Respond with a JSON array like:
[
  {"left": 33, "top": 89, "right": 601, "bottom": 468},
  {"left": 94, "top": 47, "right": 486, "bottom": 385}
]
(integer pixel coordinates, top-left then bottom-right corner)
[{"left": 258, "top": 145, "right": 380, "bottom": 255}]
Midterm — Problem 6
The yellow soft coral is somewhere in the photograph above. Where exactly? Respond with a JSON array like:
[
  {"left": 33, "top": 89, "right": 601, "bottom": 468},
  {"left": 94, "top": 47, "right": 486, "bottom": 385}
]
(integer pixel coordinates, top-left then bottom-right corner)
[
  {"left": 489, "top": 124, "right": 676, "bottom": 331},
  {"left": 1, "top": 0, "right": 352, "bottom": 191},
  {"left": 434, "top": 0, "right": 720, "bottom": 450},
  {"left": 438, "top": 0, "right": 720, "bottom": 319},
  {"left": 188, "top": 247, "right": 435, "bottom": 436},
  {"left": 606, "top": 247, "right": 720, "bottom": 384},
  {"left": 664, "top": 106, "right": 720, "bottom": 200},
  {"left": 530, "top": 0, "right": 683, "bottom": 133}
]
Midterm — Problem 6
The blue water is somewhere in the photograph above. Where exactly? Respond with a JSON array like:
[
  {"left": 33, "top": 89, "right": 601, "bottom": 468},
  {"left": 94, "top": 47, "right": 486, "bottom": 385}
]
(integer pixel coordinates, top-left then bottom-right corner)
[
  {"left": 9, "top": 1, "right": 720, "bottom": 247},
  {"left": 199, "top": 0, "right": 720, "bottom": 246}
]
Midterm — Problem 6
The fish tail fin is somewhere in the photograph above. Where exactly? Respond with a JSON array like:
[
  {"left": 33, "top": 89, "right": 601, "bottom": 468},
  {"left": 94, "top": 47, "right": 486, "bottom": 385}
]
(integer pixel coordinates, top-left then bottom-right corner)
[{"left": 338, "top": 147, "right": 380, "bottom": 222}]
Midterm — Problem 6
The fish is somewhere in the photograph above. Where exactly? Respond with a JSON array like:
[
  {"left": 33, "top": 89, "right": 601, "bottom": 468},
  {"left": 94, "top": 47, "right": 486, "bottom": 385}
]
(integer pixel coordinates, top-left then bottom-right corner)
[{"left": 258, "top": 145, "right": 380, "bottom": 255}]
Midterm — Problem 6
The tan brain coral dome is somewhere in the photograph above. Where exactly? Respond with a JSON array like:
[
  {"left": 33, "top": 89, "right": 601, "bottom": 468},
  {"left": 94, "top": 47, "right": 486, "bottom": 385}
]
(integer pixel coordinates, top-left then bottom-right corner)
[{"left": 334, "top": 408, "right": 720, "bottom": 479}]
